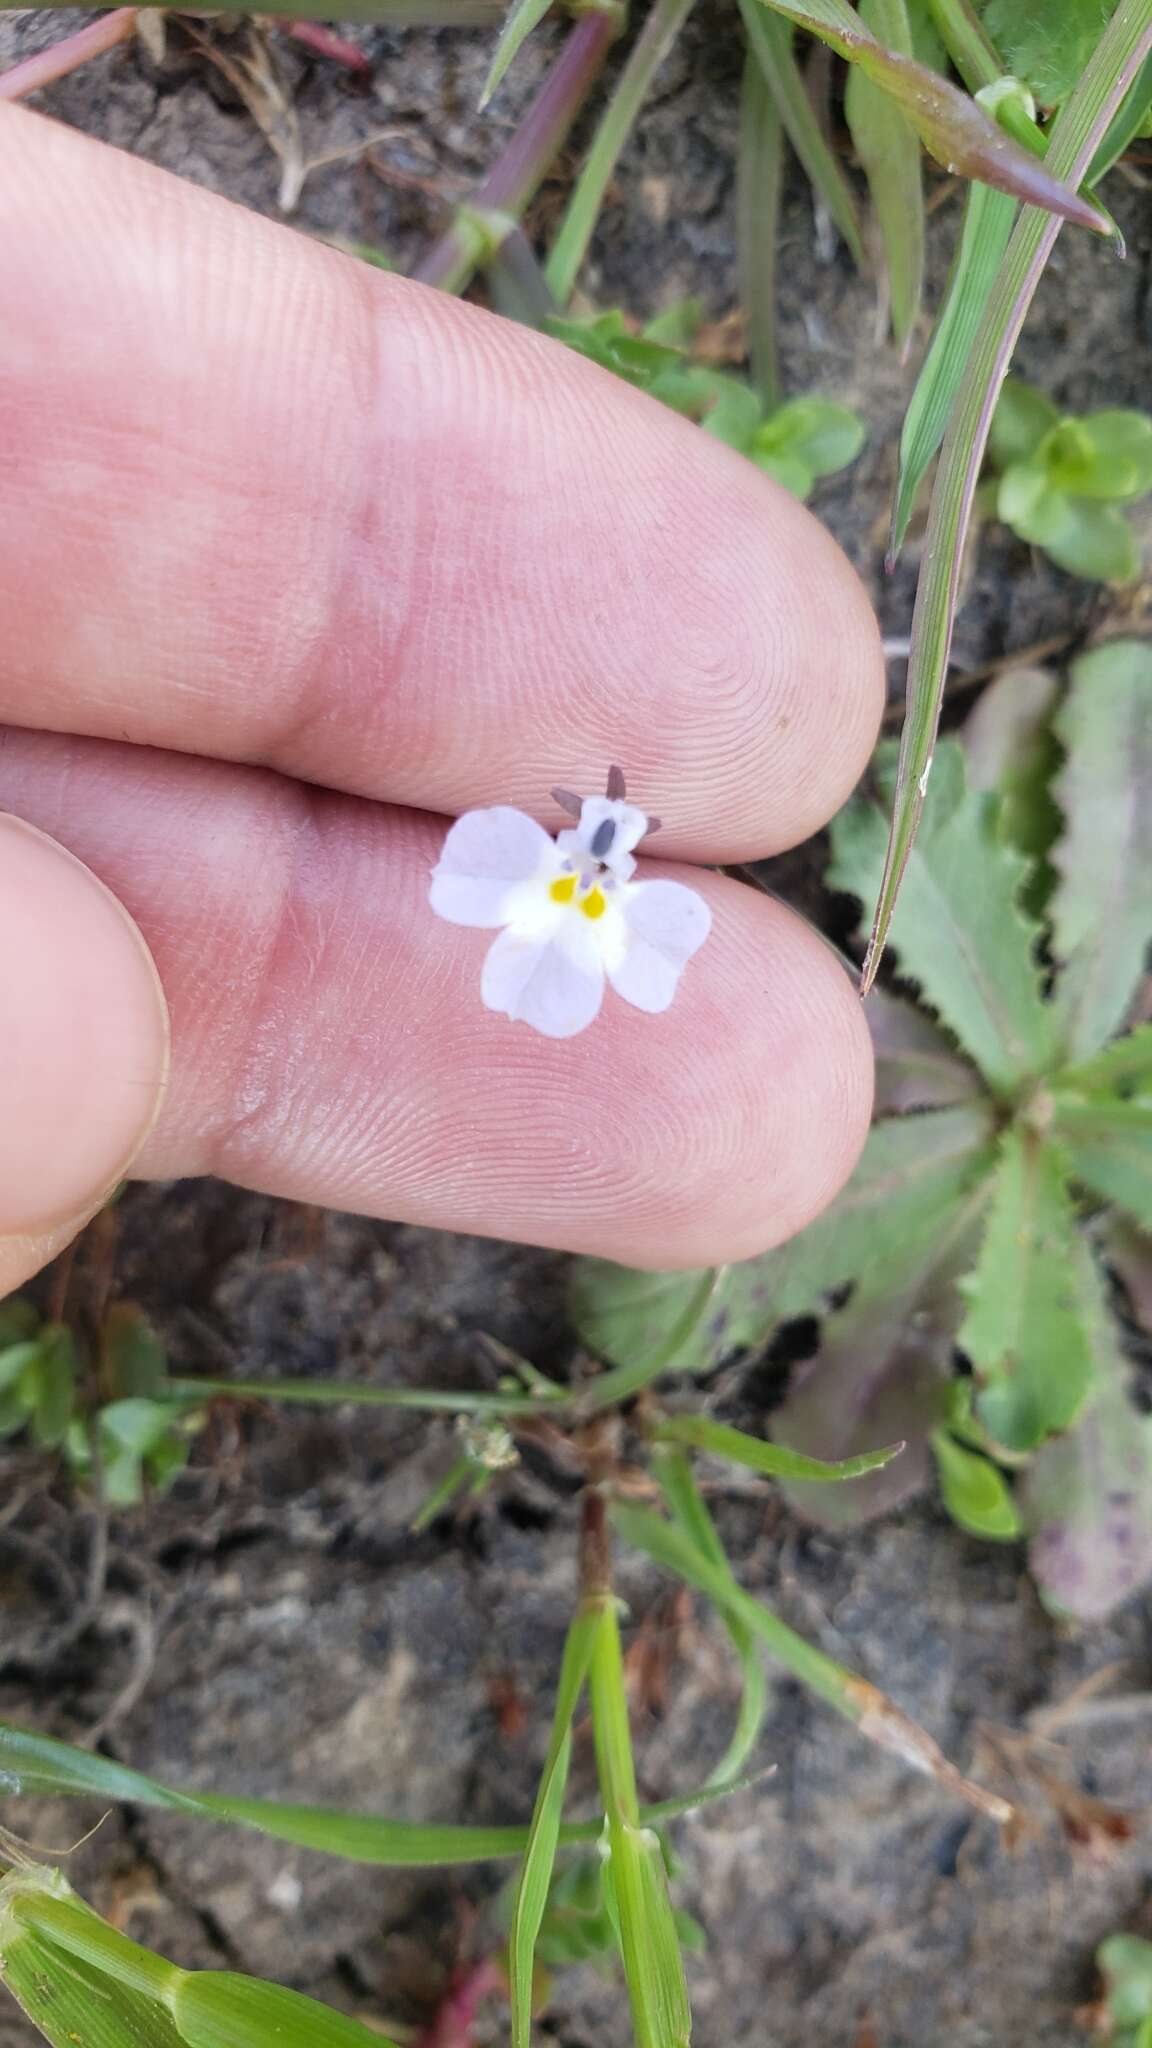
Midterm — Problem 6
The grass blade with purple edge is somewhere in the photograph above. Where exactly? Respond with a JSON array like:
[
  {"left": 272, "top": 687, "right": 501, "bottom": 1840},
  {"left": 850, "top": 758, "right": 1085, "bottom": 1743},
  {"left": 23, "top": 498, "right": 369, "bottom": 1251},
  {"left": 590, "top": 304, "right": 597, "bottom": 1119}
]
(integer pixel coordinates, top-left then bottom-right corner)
[{"left": 861, "top": 0, "right": 1152, "bottom": 994}]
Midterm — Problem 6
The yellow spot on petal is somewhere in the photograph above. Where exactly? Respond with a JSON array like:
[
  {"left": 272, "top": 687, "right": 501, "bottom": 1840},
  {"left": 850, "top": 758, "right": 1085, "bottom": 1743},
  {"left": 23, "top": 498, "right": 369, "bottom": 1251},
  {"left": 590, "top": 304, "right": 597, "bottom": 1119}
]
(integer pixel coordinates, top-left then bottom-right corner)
[
  {"left": 581, "top": 887, "right": 607, "bottom": 920},
  {"left": 550, "top": 874, "right": 577, "bottom": 904}
]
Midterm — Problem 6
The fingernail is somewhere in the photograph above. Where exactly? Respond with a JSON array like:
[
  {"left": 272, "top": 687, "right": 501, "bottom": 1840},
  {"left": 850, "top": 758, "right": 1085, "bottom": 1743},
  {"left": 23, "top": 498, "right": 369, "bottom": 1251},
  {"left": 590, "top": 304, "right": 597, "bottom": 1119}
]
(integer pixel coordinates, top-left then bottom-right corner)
[{"left": 0, "top": 814, "right": 170, "bottom": 1235}]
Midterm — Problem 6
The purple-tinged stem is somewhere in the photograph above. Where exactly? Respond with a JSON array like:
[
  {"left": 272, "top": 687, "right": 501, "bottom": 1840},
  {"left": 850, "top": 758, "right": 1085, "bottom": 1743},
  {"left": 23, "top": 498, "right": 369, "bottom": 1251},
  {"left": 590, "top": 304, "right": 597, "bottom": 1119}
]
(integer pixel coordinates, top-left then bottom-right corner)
[
  {"left": 276, "top": 19, "right": 371, "bottom": 71},
  {"left": 0, "top": 7, "right": 137, "bottom": 100},
  {"left": 411, "top": 7, "right": 620, "bottom": 295}
]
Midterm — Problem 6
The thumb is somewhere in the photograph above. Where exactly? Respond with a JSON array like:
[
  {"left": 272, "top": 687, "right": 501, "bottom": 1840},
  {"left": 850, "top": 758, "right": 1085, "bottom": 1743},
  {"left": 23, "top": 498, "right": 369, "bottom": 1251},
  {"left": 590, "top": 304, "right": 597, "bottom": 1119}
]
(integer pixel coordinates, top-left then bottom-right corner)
[{"left": 0, "top": 813, "right": 170, "bottom": 1294}]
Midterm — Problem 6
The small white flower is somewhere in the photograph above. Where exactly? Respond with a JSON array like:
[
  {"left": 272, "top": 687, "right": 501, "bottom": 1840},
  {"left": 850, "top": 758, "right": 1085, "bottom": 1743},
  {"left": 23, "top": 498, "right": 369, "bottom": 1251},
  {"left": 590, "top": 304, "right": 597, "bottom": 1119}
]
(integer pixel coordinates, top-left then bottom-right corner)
[{"left": 429, "top": 768, "right": 711, "bottom": 1038}]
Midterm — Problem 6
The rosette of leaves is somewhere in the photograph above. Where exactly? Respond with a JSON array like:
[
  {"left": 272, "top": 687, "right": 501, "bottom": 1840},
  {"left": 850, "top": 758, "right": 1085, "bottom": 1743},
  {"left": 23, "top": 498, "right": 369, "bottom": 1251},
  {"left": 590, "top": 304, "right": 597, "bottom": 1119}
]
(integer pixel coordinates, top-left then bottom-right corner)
[
  {"left": 572, "top": 638, "right": 1152, "bottom": 1624},
  {"left": 0, "top": 1294, "right": 200, "bottom": 1504},
  {"left": 545, "top": 308, "right": 865, "bottom": 502},
  {"left": 985, "top": 376, "right": 1152, "bottom": 583}
]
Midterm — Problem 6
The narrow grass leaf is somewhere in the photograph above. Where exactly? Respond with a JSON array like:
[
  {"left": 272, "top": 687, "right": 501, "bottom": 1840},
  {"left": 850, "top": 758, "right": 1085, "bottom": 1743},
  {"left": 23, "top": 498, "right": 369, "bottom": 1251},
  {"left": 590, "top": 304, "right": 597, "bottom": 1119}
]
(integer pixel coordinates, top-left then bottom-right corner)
[
  {"left": 481, "top": 0, "right": 554, "bottom": 107},
  {"left": 613, "top": 1501, "right": 1012, "bottom": 1820},
  {"left": 1050, "top": 640, "right": 1152, "bottom": 1062},
  {"left": 736, "top": 44, "right": 784, "bottom": 408},
  {"left": 0, "top": 1723, "right": 727, "bottom": 1866},
  {"left": 959, "top": 1127, "right": 1095, "bottom": 1451},
  {"left": 653, "top": 1448, "right": 767, "bottom": 1783},
  {"left": 509, "top": 1608, "right": 598, "bottom": 2048},
  {"left": 650, "top": 1413, "right": 903, "bottom": 1482},
  {"left": 861, "top": 1, "right": 1152, "bottom": 990},
  {"left": 544, "top": 0, "right": 696, "bottom": 304},
  {"left": 845, "top": 0, "right": 923, "bottom": 348},
  {"left": 739, "top": 1, "right": 863, "bottom": 265},
  {"left": 1055, "top": 1097, "right": 1152, "bottom": 1231},
  {"left": 830, "top": 739, "right": 1054, "bottom": 1092},
  {"left": 889, "top": 178, "right": 1016, "bottom": 557},
  {"left": 588, "top": 1601, "right": 689, "bottom": 2048}
]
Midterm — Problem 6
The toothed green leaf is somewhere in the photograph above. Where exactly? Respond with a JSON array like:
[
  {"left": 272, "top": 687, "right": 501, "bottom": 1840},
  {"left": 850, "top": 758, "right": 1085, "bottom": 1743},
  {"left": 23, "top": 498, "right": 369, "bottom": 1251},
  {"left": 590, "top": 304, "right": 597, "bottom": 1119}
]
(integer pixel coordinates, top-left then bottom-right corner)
[
  {"left": 959, "top": 1128, "right": 1094, "bottom": 1451},
  {"left": 1050, "top": 640, "right": 1152, "bottom": 1061},
  {"left": 1055, "top": 1097, "right": 1152, "bottom": 1231},
  {"left": 828, "top": 739, "right": 1055, "bottom": 1093}
]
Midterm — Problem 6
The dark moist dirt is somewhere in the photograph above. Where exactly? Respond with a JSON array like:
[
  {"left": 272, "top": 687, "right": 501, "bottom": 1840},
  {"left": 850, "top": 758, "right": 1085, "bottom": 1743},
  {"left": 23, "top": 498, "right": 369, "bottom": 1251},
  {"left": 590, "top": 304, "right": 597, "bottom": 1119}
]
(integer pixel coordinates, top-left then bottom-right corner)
[{"left": 3, "top": 12, "right": 1152, "bottom": 2045}]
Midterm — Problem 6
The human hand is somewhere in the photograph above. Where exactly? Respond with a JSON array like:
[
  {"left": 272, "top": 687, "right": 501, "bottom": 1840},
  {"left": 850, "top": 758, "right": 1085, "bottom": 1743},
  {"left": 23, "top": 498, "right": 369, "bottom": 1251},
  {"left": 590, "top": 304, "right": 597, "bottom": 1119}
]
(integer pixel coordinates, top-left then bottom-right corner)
[{"left": 0, "top": 101, "right": 883, "bottom": 1296}]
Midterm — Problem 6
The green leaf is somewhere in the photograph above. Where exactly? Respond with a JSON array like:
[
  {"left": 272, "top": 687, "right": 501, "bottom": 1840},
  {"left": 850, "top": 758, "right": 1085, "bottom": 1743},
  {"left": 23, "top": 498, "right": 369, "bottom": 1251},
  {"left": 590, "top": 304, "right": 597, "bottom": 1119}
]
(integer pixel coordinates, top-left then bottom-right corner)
[
  {"left": 829, "top": 739, "right": 1055, "bottom": 1092},
  {"left": 509, "top": 1609, "right": 598, "bottom": 2048},
  {"left": 653, "top": 1449, "right": 767, "bottom": 1783},
  {"left": 31, "top": 1324, "right": 76, "bottom": 1449},
  {"left": 173, "top": 1971, "right": 399, "bottom": 2048},
  {"left": 1023, "top": 1248, "right": 1152, "bottom": 1620},
  {"left": 1062, "top": 1022, "right": 1152, "bottom": 1095},
  {"left": 865, "top": 986, "right": 983, "bottom": 1113},
  {"left": 979, "top": 0, "right": 1120, "bottom": 105},
  {"left": 1055, "top": 1097, "right": 1152, "bottom": 1230},
  {"left": 650, "top": 1413, "right": 903, "bottom": 1482},
  {"left": 753, "top": 0, "right": 1106, "bottom": 226},
  {"left": 988, "top": 375, "right": 1062, "bottom": 468},
  {"left": 961, "top": 663, "right": 1062, "bottom": 885},
  {"left": 996, "top": 466, "right": 1140, "bottom": 578},
  {"left": 0, "top": 1296, "right": 39, "bottom": 1348},
  {"left": 1041, "top": 417, "right": 1150, "bottom": 499},
  {"left": 100, "top": 1301, "right": 168, "bottom": 1398},
  {"left": 0, "top": 1722, "right": 723, "bottom": 1867},
  {"left": 753, "top": 396, "right": 866, "bottom": 477},
  {"left": 959, "top": 1127, "right": 1094, "bottom": 1451},
  {"left": 890, "top": 175, "right": 1017, "bottom": 559},
  {"left": 481, "top": 0, "right": 554, "bottom": 107},
  {"left": 1050, "top": 640, "right": 1152, "bottom": 1060},
  {"left": 1078, "top": 410, "right": 1152, "bottom": 497},
  {"left": 735, "top": 47, "right": 784, "bottom": 410},
  {"left": 738, "top": 1, "right": 864, "bottom": 269},
  {"left": 588, "top": 1601, "right": 690, "bottom": 2048},
  {"left": 572, "top": 1101, "right": 996, "bottom": 1374},
  {"left": 771, "top": 1178, "right": 989, "bottom": 1529},
  {"left": 1099, "top": 1933, "right": 1152, "bottom": 2029},
  {"left": 1, "top": 1875, "right": 187, "bottom": 2048},
  {"left": 846, "top": 0, "right": 924, "bottom": 348},
  {"left": 859, "top": 4, "right": 1149, "bottom": 991},
  {"left": 931, "top": 1429, "right": 1022, "bottom": 1539}
]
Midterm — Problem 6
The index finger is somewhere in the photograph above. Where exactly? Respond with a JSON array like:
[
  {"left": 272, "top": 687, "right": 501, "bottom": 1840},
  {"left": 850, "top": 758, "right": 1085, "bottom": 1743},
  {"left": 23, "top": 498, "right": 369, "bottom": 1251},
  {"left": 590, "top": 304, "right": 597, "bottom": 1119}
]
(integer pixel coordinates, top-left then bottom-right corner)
[{"left": 0, "top": 103, "right": 883, "bottom": 861}]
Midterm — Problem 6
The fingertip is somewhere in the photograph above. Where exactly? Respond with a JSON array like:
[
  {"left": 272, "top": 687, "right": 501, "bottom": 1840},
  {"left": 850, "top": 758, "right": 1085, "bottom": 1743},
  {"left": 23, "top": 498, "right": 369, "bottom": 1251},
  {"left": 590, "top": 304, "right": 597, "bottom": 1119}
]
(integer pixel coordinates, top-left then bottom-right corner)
[{"left": 0, "top": 814, "right": 170, "bottom": 1240}]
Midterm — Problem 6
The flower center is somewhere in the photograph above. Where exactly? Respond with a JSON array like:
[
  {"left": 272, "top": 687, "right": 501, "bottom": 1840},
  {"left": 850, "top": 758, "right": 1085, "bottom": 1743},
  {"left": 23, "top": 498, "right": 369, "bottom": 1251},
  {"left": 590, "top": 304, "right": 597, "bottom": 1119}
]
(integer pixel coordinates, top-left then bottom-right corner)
[{"left": 550, "top": 874, "right": 609, "bottom": 920}]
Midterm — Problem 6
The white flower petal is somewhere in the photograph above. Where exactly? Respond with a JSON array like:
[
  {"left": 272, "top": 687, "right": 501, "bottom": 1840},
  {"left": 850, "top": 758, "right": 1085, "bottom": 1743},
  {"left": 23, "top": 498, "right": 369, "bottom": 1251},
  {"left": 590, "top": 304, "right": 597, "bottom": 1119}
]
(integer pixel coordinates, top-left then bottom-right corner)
[
  {"left": 607, "top": 879, "right": 712, "bottom": 1014},
  {"left": 430, "top": 806, "right": 558, "bottom": 928},
  {"left": 574, "top": 797, "right": 650, "bottom": 878},
  {"left": 481, "top": 922, "right": 605, "bottom": 1038}
]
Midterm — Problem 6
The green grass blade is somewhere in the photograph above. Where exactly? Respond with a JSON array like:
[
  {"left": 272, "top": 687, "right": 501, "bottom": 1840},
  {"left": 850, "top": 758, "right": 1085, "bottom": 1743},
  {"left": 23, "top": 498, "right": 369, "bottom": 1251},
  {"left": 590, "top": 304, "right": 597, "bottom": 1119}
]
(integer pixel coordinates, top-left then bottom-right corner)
[
  {"left": 650, "top": 1413, "right": 903, "bottom": 1481},
  {"left": 739, "top": 1, "right": 864, "bottom": 266},
  {"left": 0, "top": 1721, "right": 737, "bottom": 1867},
  {"left": 481, "top": 0, "right": 555, "bottom": 107},
  {"left": 653, "top": 1448, "right": 768, "bottom": 1782},
  {"left": 0, "top": 0, "right": 505, "bottom": 15},
  {"left": 509, "top": 1608, "right": 598, "bottom": 2048},
  {"left": 614, "top": 1501, "right": 1012, "bottom": 1820},
  {"left": 924, "top": 0, "right": 1000, "bottom": 91},
  {"left": 173, "top": 1973, "right": 397, "bottom": 2048},
  {"left": 162, "top": 1374, "right": 553, "bottom": 1415},
  {"left": 861, "top": 0, "right": 1152, "bottom": 991},
  {"left": 736, "top": 47, "right": 784, "bottom": 408},
  {"left": 845, "top": 0, "right": 923, "bottom": 349},
  {"left": 889, "top": 177, "right": 1017, "bottom": 557},
  {"left": 589, "top": 1601, "right": 690, "bottom": 2048},
  {"left": 545, "top": 0, "right": 698, "bottom": 304}
]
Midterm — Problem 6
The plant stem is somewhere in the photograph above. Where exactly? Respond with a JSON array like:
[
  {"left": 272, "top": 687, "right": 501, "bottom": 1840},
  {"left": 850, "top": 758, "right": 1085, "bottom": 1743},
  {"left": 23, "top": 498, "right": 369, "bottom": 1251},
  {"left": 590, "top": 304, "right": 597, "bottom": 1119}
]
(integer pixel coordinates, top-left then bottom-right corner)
[
  {"left": 577, "top": 1265, "right": 724, "bottom": 1412},
  {"left": 545, "top": 0, "right": 697, "bottom": 304},
  {"left": 277, "top": 19, "right": 372, "bottom": 70},
  {"left": 0, "top": 8, "right": 136, "bottom": 100},
  {"left": 924, "top": 0, "right": 1000, "bottom": 93},
  {"left": 413, "top": 9, "right": 621, "bottom": 295}
]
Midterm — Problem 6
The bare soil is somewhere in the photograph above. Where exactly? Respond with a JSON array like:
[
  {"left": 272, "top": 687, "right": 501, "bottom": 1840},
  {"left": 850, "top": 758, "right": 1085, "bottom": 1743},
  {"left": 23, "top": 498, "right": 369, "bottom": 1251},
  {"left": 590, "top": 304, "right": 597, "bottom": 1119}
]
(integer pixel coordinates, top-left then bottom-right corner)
[{"left": 3, "top": 12, "right": 1152, "bottom": 2045}]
